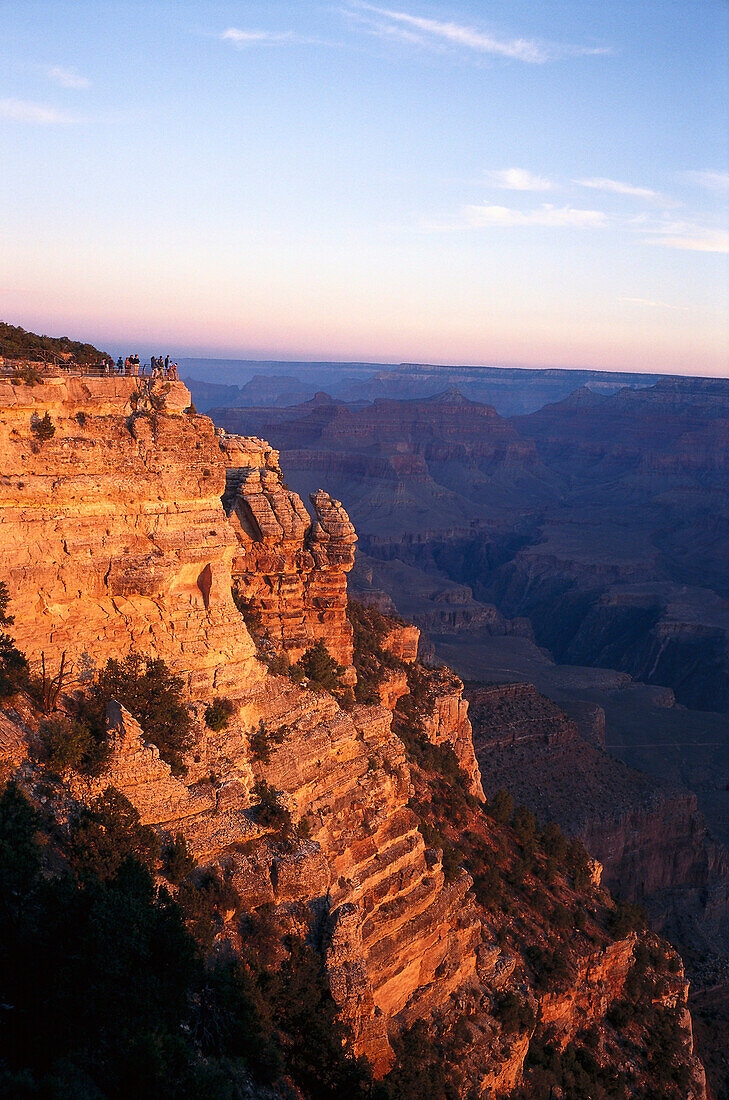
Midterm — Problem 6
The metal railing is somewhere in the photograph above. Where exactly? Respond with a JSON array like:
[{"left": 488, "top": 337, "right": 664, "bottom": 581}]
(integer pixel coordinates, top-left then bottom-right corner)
[{"left": 0, "top": 359, "right": 178, "bottom": 380}]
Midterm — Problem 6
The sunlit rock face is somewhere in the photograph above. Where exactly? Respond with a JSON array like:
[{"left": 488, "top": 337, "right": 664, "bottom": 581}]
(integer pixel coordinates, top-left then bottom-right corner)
[
  {"left": 0, "top": 376, "right": 260, "bottom": 695},
  {"left": 0, "top": 378, "right": 708, "bottom": 1096},
  {"left": 221, "top": 433, "right": 357, "bottom": 668}
]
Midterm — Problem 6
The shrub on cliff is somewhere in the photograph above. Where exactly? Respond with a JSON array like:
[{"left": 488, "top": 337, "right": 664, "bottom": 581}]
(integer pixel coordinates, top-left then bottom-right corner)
[
  {"left": 295, "top": 641, "right": 342, "bottom": 692},
  {"left": 512, "top": 804, "right": 537, "bottom": 845},
  {"left": 252, "top": 778, "right": 292, "bottom": 832},
  {"left": 0, "top": 582, "right": 29, "bottom": 699},
  {"left": 0, "top": 321, "right": 108, "bottom": 366},
  {"left": 30, "top": 411, "right": 55, "bottom": 443},
  {"left": 348, "top": 599, "right": 404, "bottom": 703},
  {"left": 609, "top": 899, "right": 647, "bottom": 939},
  {"left": 232, "top": 591, "right": 264, "bottom": 634},
  {"left": 164, "top": 832, "right": 195, "bottom": 884},
  {"left": 177, "top": 869, "right": 239, "bottom": 949},
  {"left": 266, "top": 651, "right": 291, "bottom": 676},
  {"left": 526, "top": 943, "right": 577, "bottom": 992},
  {"left": 418, "top": 819, "right": 462, "bottom": 883},
  {"left": 0, "top": 782, "right": 203, "bottom": 1098},
  {"left": 12, "top": 363, "right": 42, "bottom": 385},
  {"left": 68, "top": 787, "right": 159, "bottom": 881},
  {"left": 0, "top": 632, "right": 29, "bottom": 699},
  {"left": 0, "top": 781, "right": 377, "bottom": 1099},
  {"left": 204, "top": 696, "right": 235, "bottom": 731},
  {"left": 488, "top": 789, "right": 514, "bottom": 824},
  {"left": 249, "top": 720, "right": 273, "bottom": 762},
  {"left": 82, "top": 652, "right": 193, "bottom": 774},
  {"left": 380, "top": 1018, "right": 456, "bottom": 1099},
  {"left": 493, "top": 990, "right": 536, "bottom": 1035},
  {"left": 37, "top": 714, "right": 110, "bottom": 775}
]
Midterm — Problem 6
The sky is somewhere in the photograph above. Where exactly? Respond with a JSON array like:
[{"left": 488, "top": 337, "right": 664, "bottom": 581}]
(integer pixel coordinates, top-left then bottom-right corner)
[{"left": 1, "top": 0, "right": 728, "bottom": 376}]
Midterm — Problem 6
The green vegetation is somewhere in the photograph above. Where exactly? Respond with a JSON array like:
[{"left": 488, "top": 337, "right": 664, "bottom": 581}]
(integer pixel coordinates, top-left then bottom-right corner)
[
  {"left": 163, "top": 832, "right": 195, "bottom": 884},
  {"left": 12, "top": 363, "right": 43, "bottom": 385},
  {"left": 348, "top": 599, "right": 404, "bottom": 703},
  {"left": 266, "top": 650, "right": 291, "bottom": 675},
  {"left": 251, "top": 778, "right": 292, "bottom": 831},
  {"left": 0, "top": 780, "right": 381, "bottom": 1099},
  {"left": 248, "top": 720, "right": 289, "bottom": 763},
  {"left": 37, "top": 713, "right": 110, "bottom": 774},
  {"left": 232, "top": 590, "right": 264, "bottom": 635},
  {"left": 295, "top": 641, "right": 342, "bottom": 692},
  {"left": 417, "top": 819, "right": 462, "bottom": 883},
  {"left": 525, "top": 942, "right": 577, "bottom": 992},
  {"left": 515, "top": 1027, "right": 631, "bottom": 1099},
  {"left": 488, "top": 788, "right": 514, "bottom": 824},
  {"left": 82, "top": 652, "right": 193, "bottom": 774},
  {"left": 1, "top": 320, "right": 109, "bottom": 366},
  {"left": 204, "top": 696, "right": 236, "bottom": 732},
  {"left": 609, "top": 899, "right": 647, "bottom": 939},
  {"left": 30, "top": 411, "right": 55, "bottom": 443},
  {"left": 67, "top": 787, "right": 160, "bottom": 880},
  {"left": 493, "top": 990, "right": 536, "bottom": 1035},
  {"left": 0, "top": 582, "right": 29, "bottom": 699}
]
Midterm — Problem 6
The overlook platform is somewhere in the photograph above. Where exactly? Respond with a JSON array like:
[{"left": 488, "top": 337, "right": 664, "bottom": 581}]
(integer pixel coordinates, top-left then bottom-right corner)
[{"left": 0, "top": 374, "right": 193, "bottom": 415}]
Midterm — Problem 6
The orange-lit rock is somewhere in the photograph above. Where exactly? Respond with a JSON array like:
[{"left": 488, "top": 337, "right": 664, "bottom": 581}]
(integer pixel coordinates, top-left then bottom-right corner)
[{"left": 222, "top": 434, "right": 357, "bottom": 668}]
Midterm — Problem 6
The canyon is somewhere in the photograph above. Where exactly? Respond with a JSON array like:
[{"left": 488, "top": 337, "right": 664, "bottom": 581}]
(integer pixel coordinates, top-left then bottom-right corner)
[
  {"left": 0, "top": 372, "right": 708, "bottom": 1097},
  {"left": 205, "top": 371, "right": 729, "bottom": 1094},
  {"left": 208, "top": 379, "right": 729, "bottom": 840}
]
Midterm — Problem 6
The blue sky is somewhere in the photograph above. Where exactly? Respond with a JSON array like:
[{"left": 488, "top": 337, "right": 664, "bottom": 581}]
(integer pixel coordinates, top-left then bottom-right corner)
[{"left": 1, "top": 0, "right": 728, "bottom": 374}]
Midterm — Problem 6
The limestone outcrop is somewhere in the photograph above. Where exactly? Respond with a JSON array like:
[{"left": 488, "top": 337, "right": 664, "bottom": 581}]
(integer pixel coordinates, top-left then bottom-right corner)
[
  {"left": 0, "top": 376, "right": 260, "bottom": 696},
  {"left": 221, "top": 435, "right": 357, "bottom": 667}
]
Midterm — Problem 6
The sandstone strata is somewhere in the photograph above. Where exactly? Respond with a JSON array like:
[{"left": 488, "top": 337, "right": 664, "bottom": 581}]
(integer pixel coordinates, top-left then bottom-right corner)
[
  {"left": 0, "top": 379, "right": 708, "bottom": 1096},
  {"left": 0, "top": 377, "right": 259, "bottom": 696},
  {"left": 221, "top": 434, "right": 356, "bottom": 667}
]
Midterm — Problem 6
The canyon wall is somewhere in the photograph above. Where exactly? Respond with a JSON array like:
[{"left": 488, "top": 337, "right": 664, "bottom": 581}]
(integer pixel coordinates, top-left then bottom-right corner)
[
  {"left": 469, "top": 681, "right": 729, "bottom": 963},
  {"left": 0, "top": 377, "right": 707, "bottom": 1096},
  {"left": 221, "top": 434, "right": 357, "bottom": 668},
  {"left": 0, "top": 376, "right": 259, "bottom": 696}
]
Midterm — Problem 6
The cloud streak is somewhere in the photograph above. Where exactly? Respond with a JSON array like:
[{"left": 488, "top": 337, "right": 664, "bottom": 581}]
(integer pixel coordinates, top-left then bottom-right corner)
[
  {"left": 47, "top": 66, "right": 89, "bottom": 89},
  {"left": 346, "top": 3, "right": 610, "bottom": 63},
  {"left": 221, "top": 27, "right": 295, "bottom": 46},
  {"left": 647, "top": 223, "right": 729, "bottom": 254},
  {"left": 0, "top": 98, "right": 76, "bottom": 125},
  {"left": 484, "top": 168, "right": 553, "bottom": 191},
  {"left": 466, "top": 203, "right": 607, "bottom": 228},
  {"left": 576, "top": 177, "right": 669, "bottom": 202}
]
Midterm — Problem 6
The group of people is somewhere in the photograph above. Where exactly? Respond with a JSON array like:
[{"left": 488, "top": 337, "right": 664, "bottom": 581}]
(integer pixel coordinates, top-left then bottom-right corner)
[{"left": 113, "top": 355, "right": 179, "bottom": 380}]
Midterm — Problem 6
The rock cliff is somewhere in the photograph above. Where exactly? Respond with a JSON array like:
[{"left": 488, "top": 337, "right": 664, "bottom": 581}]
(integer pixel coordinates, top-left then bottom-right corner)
[
  {"left": 468, "top": 680, "right": 729, "bottom": 976},
  {"left": 0, "top": 377, "right": 707, "bottom": 1097},
  {"left": 221, "top": 434, "right": 357, "bottom": 667},
  {"left": 0, "top": 376, "right": 259, "bottom": 696}
]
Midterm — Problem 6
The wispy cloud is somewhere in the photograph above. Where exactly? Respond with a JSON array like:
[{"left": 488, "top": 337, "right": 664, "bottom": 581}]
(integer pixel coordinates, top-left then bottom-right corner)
[
  {"left": 646, "top": 222, "right": 729, "bottom": 254},
  {"left": 466, "top": 203, "right": 607, "bottom": 228},
  {"left": 0, "top": 98, "right": 76, "bottom": 125},
  {"left": 345, "top": 3, "right": 610, "bottom": 63},
  {"left": 484, "top": 168, "right": 553, "bottom": 191},
  {"left": 684, "top": 170, "right": 729, "bottom": 194},
  {"left": 619, "top": 297, "right": 688, "bottom": 311},
  {"left": 576, "top": 177, "right": 669, "bottom": 202},
  {"left": 47, "top": 66, "right": 89, "bottom": 89},
  {"left": 221, "top": 27, "right": 294, "bottom": 46}
]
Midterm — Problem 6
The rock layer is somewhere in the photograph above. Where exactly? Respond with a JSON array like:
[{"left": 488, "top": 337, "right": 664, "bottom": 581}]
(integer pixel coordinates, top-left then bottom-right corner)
[
  {"left": 0, "top": 376, "right": 259, "bottom": 696},
  {"left": 222, "top": 435, "right": 357, "bottom": 667}
]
